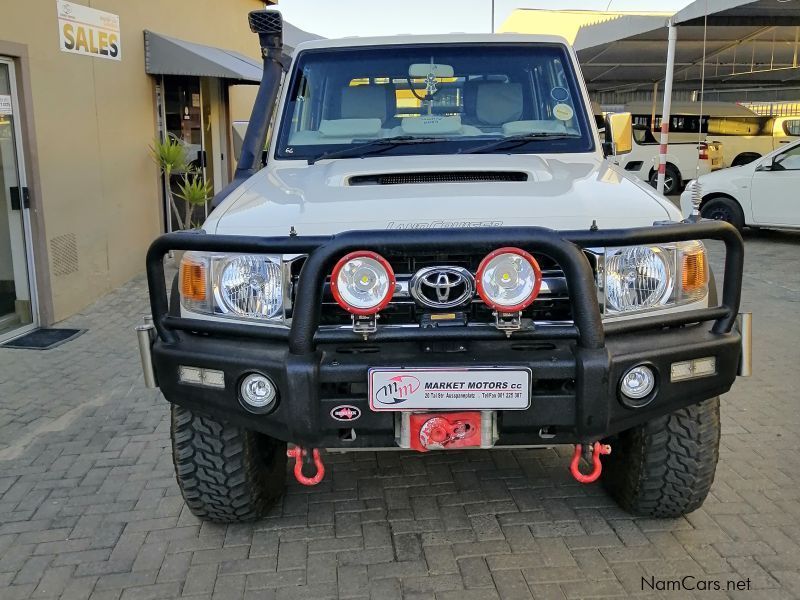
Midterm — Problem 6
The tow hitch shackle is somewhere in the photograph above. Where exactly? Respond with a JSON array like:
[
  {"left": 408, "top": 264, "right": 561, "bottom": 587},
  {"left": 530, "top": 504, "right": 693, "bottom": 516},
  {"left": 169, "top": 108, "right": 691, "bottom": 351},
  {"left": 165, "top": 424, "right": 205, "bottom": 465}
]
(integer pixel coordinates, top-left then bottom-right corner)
[
  {"left": 287, "top": 446, "right": 325, "bottom": 486},
  {"left": 570, "top": 442, "right": 611, "bottom": 483}
]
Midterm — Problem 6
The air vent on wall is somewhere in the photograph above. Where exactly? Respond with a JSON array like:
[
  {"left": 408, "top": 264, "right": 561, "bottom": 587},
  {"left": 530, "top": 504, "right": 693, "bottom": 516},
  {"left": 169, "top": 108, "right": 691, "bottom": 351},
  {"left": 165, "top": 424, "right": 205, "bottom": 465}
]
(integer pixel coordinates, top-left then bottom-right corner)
[
  {"left": 50, "top": 233, "right": 79, "bottom": 277},
  {"left": 348, "top": 171, "right": 528, "bottom": 186}
]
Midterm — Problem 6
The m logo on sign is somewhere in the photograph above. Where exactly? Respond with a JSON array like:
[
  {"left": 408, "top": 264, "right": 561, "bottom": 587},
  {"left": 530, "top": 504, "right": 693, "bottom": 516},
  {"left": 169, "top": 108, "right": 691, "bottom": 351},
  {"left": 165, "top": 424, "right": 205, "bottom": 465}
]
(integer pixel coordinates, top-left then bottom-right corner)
[
  {"left": 57, "top": 1, "right": 121, "bottom": 61},
  {"left": 374, "top": 375, "right": 420, "bottom": 405}
]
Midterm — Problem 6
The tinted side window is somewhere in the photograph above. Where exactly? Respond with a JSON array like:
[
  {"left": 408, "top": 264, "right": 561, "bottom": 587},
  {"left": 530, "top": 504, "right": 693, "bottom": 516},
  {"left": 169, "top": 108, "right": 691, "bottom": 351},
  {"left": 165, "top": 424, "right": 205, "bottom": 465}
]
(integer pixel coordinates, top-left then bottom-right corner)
[
  {"left": 783, "top": 119, "right": 800, "bottom": 137},
  {"left": 775, "top": 145, "right": 800, "bottom": 171}
]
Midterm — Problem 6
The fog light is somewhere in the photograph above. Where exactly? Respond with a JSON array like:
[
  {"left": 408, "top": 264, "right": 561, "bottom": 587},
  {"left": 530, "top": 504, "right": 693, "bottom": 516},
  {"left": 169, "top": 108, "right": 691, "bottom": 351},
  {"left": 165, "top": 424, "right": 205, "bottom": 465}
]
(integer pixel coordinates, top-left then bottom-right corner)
[
  {"left": 620, "top": 365, "right": 655, "bottom": 400},
  {"left": 240, "top": 373, "right": 277, "bottom": 410},
  {"left": 179, "top": 366, "right": 225, "bottom": 389},
  {"left": 179, "top": 366, "right": 203, "bottom": 385},
  {"left": 671, "top": 356, "right": 716, "bottom": 382}
]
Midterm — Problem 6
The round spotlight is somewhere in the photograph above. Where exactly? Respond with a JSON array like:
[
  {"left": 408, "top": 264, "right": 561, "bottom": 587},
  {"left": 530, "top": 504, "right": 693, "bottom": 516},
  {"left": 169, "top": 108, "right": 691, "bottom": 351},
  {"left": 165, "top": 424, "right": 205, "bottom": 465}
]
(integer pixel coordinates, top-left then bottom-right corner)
[
  {"left": 240, "top": 373, "right": 277, "bottom": 411},
  {"left": 476, "top": 247, "right": 542, "bottom": 312},
  {"left": 619, "top": 365, "right": 656, "bottom": 405},
  {"left": 331, "top": 251, "right": 395, "bottom": 315}
]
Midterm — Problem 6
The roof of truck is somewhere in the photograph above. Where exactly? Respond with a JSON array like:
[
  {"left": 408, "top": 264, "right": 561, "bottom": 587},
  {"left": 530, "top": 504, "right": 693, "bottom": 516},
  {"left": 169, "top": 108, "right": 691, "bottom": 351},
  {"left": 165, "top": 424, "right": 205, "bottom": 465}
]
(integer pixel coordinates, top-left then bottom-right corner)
[
  {"left": 293, "top": 33, "right": 571, "bottom": 52},
  {"left": 624, "top": 101, "right": 760, "bottom": 118}
]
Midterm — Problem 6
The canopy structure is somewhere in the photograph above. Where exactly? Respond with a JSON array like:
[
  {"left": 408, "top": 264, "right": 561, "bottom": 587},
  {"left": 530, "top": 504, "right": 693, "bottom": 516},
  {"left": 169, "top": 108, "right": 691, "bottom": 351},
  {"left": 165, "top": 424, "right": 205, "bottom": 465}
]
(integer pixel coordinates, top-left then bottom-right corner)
[
  {"left": 144, "top": 31, "right": 263, "bottom": 83},
  {"left": 144, "top": 22, "right": 321, "bottom": 83},
  {"left": 283, "top": 21, "right": 323, "bottom": 56},
  {"left": 501, "top": 0, "right": 800, "bottom": 193},
  {"left": 502, "top": 1, "right": 800, "bottom": 95},
  {"left": 575, "top": 0, "right": 800, "bottom": 94}
]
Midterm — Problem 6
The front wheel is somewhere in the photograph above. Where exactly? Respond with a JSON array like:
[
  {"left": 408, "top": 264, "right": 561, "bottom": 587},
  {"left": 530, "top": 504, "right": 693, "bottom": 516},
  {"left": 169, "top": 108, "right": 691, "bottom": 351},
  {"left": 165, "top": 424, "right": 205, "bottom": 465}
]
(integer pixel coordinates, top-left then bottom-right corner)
[
  {"left": 171, "top": 405, "right": 287, "bottom": 522},
  {"left": 700, "top": 196, "right": 745, "bottom": 232},
  {"left": 602, "top": 397, "right": 720, "bottom": 518},
  {"left": 649, "top": 165, "right": 681, "bottom": 196}
]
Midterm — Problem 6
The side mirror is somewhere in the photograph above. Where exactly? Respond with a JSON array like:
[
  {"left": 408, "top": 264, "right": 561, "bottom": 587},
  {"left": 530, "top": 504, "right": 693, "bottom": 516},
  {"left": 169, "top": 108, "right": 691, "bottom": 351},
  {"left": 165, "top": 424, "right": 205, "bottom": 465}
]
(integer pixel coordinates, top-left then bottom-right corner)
[
  {"left": 755, "top": 160, "right": 772, "bottom": 172},
  {"left": 603, "top": 112, "right": 633, "bottom": 157},
  {"left": 756, "top": 157, "right": 782, "bottom": 172}
]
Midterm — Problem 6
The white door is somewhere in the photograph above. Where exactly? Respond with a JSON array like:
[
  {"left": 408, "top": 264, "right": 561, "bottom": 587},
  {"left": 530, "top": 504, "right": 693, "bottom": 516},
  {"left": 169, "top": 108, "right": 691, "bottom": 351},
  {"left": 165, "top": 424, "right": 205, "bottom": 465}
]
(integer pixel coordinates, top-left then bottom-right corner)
[
  {"left": 0, "top": 58, "right": 37, "bottom": 342},
  {"left": 750, "top": 144, "right": 800, "bottom": 227}
]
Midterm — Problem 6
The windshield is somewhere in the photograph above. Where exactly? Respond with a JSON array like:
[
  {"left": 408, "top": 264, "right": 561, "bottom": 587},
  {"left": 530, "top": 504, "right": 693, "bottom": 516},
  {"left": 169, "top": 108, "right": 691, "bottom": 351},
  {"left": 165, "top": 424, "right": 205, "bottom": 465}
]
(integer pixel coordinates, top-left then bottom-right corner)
[{"left": 274, "top": 43, "right": 595, "bottom": 162}]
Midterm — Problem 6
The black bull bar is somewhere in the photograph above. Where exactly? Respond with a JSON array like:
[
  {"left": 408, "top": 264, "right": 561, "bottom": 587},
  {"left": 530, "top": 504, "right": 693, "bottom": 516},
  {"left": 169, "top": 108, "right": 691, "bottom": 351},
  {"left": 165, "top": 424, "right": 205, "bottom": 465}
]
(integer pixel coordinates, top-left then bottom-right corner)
[{"left": 146, "top": 221, "right": 744, "bottom": 354}]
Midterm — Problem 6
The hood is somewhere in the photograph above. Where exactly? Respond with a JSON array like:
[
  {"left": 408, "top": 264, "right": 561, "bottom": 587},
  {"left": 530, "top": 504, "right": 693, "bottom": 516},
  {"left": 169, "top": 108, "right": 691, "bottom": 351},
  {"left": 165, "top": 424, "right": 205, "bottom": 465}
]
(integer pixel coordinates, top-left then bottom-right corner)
[
  {"left": 206, "top": 154, "right": 680, "bottom": 236},
  {"left": 698, "top": 161, "right": 754, "bottom": 186}
]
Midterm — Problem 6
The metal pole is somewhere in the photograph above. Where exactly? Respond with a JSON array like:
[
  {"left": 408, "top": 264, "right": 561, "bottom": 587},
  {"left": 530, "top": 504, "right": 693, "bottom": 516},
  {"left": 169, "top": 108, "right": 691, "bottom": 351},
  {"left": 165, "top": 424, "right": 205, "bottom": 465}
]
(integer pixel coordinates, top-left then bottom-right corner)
[
  {"left": 491, "top": 0, "right": 495, "bottom": 33},
  {"left": 651, "top": 81, "right": 659, "bottom": 132},
  {"left": 657, "top": 19, "right": 677, "bottom": 196}
]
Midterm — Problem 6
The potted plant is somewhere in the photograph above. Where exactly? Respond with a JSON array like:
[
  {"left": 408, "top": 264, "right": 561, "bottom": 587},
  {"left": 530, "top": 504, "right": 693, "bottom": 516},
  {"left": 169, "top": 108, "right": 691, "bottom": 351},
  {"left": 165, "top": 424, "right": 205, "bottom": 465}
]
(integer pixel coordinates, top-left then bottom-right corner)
[{"left": 150, "top": 135, "right": 211, "bottom": 231}]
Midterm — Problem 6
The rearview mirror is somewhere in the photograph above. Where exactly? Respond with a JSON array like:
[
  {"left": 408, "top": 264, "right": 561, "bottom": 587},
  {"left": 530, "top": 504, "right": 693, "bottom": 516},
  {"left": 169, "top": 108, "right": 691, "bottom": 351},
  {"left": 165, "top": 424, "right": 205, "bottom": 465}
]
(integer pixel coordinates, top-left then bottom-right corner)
[
  {"left": 603, "top": 112, "right": 633, "bottom": 157},
  {"left": 408, "top": 63, "right": 455, "bottom": 78}
]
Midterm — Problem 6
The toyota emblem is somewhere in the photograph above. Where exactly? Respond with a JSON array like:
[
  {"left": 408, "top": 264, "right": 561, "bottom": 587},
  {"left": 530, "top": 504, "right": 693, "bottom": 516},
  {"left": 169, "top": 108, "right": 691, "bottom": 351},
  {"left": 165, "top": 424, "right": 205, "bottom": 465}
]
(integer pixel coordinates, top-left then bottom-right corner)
[{"left": 409, "top": 266, "right": 475, "bottom": 309}]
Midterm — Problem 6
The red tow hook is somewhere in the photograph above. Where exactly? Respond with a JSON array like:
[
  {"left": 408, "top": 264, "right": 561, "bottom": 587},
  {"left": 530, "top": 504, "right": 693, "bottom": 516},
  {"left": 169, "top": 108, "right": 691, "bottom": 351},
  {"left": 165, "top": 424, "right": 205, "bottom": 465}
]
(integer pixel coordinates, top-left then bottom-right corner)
[
  {"left": 287, "top": 446, "right": 325, "bottom": 486},
  {"left": 570, "top": 442, "right": 611, "bottom": 484}
]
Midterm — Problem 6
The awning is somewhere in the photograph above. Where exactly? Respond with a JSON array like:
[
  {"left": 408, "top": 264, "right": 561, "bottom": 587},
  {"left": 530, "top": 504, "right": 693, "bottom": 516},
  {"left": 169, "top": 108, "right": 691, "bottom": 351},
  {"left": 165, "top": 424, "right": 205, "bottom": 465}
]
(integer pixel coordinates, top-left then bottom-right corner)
[
  {"left": 283, "top": 21, "right": 323, "bottom": 55},
  {"left": 144, "top": 31, "right": 263, "bottom": 83},
  {"left": 573, "top": 0, "right": 800, "bottom": 92},
  {"left": 502, "top": 1, "right": 800, "bottom": 93}
]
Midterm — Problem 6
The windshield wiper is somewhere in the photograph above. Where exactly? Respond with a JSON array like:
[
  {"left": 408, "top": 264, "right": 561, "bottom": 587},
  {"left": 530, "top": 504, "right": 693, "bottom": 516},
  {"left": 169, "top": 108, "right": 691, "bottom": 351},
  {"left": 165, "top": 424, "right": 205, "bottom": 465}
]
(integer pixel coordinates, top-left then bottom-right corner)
[
  {"left": 307, "top": 136, "right": 443, "bottom": 164},
  {"left": 459, "top": 133, "right": 581, "bottom": 155}
]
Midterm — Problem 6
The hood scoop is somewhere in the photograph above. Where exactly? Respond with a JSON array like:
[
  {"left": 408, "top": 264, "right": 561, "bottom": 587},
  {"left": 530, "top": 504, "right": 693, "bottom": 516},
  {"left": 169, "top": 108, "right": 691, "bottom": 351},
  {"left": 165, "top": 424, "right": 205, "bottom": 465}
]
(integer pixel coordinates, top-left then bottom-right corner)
[{"left": 348, "top": 171, "right": 528, "bottom": 186}]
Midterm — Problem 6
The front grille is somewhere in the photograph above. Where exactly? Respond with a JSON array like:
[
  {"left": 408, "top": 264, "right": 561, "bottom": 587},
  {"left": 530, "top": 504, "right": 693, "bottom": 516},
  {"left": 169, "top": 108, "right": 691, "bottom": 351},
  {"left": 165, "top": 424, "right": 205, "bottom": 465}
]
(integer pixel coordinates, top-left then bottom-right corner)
[
  {"left": 348, "top": 171, "right": 528, "bottom": 186},
  {"left": 298, "top": 252, "right": 577, "bottom": 328}
]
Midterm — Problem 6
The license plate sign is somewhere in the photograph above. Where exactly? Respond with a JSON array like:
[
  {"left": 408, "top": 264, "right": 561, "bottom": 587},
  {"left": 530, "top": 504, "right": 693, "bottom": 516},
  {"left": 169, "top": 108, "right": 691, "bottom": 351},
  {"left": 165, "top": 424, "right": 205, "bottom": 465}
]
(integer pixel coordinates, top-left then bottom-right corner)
[{"left": 368, "top": 367, "right": 531, "bottom": 411}]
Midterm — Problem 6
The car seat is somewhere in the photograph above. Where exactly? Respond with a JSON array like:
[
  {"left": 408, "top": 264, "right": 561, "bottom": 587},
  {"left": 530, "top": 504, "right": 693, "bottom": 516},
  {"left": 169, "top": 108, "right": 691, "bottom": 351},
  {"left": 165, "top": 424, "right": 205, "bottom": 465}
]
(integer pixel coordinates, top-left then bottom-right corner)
[
  {"left": 340, "top": 85, "right": 397, "bottom": 127},
  {"left": 465, "top": 81, "right": 524, "bottom": 132}
]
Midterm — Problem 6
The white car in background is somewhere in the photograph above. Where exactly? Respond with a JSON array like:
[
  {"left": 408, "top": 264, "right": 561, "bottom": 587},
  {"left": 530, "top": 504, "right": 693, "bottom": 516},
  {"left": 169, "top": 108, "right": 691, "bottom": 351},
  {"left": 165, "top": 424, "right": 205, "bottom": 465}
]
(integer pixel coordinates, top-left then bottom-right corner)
[
  {"left": 618, "top": 125, "right": 721, "bottom": 196},
  {"left": 682, "top": 138, "right": 800, "bottom": 232}
]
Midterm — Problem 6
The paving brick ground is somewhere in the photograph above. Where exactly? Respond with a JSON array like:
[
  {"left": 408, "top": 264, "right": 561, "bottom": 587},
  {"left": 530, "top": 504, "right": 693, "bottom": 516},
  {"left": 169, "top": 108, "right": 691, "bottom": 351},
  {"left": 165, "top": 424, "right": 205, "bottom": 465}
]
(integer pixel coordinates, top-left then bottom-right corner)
[{"left": 1, "top": 229, "right": 799, "bottom": 600}]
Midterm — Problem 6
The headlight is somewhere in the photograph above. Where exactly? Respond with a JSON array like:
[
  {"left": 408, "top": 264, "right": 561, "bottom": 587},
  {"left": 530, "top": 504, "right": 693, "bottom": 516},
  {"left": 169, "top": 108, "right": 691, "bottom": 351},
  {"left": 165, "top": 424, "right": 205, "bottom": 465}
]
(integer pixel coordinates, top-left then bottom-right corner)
[
  {"left": 180, "top": 252, "right": 285, "bottom": 322},
  {"left": 605, "top": 246, "right": 673, "bottom": 313},
  {"left": 603, "top": 241, "right": 708, "bottom": 317},
  {"left": 218, "top": 255, "right": 282, "bottom": 319}
]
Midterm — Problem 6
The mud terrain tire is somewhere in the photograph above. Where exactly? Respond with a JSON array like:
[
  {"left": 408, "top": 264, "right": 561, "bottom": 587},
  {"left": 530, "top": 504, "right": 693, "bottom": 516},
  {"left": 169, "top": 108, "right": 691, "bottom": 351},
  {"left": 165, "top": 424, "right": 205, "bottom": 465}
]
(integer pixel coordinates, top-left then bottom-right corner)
[
  {"left": 171, "top": 405, "right": 286, "bottom": 522},
  {"left": 602, "top": 397, "right": 720, "bottom": 517}
]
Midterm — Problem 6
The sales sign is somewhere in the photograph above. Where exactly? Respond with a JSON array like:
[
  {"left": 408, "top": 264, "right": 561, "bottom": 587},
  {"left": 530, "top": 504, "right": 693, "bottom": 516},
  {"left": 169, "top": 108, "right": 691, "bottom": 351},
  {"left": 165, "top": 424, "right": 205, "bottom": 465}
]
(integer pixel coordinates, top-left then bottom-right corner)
[{"left": 57, "top": 1, "right": 121, "bottom": 61}]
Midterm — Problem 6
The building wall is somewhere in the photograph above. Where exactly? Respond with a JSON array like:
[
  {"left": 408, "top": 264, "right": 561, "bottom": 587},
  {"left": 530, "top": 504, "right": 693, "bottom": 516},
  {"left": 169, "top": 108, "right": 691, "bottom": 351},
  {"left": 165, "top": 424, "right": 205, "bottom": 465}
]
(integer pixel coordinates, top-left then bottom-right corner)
[{"left": 0, "top": 0, "right": 266, "bottom": 322}]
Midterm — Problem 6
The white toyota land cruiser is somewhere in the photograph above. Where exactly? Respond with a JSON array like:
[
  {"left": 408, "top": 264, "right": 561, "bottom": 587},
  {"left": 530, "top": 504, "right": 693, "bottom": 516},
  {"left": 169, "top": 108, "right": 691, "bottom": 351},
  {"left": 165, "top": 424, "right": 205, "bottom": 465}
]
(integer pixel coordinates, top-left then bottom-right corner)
[{"left": 138, "top": 10, "right": 751, "bottom": 523}]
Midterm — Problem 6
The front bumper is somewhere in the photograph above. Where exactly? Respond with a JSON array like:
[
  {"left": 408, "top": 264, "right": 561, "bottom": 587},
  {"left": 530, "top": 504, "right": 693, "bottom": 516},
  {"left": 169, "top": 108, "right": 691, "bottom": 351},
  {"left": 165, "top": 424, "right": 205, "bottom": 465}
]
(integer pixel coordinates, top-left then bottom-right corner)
[
  {"left": 148, "top": 324, "right": 741, "bottom": 447},
  {"left": 141, "top": 222, "right": 748, "bottom": 448}
]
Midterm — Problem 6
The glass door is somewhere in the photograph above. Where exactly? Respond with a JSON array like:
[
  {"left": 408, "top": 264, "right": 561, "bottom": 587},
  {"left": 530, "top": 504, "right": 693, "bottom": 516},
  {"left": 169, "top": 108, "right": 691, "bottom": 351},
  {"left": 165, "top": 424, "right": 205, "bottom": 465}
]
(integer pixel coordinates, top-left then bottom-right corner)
[
  {"left": 0, "top": 58, "right": 36, "bottom": 341},
  {"left": 160, "top": 75, "right": 220, "bottom": 231}
]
